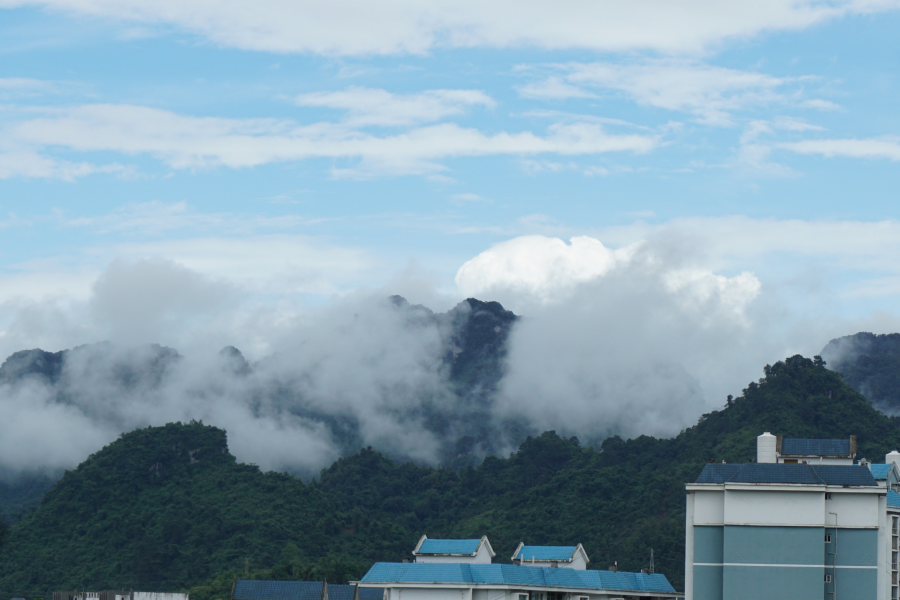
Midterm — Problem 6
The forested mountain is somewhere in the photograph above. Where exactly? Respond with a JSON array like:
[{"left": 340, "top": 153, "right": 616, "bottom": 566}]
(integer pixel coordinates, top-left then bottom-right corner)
[
  {"left": 822, "top": 332, "right": 900, "bottom": 413},
  {"left": 0, "top": 297, "right": 519, "bottom": 522},
  {"left": 2, "top": 354, "right": 898, "bottom": 599}
]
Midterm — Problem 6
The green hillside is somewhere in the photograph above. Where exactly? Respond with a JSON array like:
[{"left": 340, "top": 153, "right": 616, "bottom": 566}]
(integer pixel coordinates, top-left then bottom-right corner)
[{"left": 2, "top": 354, "right": 898, "bottom": 599}]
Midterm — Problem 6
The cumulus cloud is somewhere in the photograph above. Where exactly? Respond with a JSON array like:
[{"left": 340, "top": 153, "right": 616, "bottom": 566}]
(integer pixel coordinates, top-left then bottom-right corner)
[
  {"left": 9, "top": 104, "right": 659, "bottom": 177},
  {"left": 0, "top": 0, "right": 894, "bottom": 55},
  {"left": 456, "top": 236, "right": 624, "bottom": 302},
  {"left": 456, "top": 235, "right": 767, "bottom": 441}
]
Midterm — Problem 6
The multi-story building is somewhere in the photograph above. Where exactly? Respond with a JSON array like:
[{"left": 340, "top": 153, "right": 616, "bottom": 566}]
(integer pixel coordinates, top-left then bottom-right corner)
[
  {"left": 359, "top": 537, "right": 681, "bottom": 600},
  {"left": 684, "top": 432, "right": 900, "bottom": 600}
]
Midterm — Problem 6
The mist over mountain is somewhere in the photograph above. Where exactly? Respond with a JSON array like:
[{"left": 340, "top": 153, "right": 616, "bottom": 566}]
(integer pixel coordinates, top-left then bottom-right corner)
[
  {"left": 0, "top": 297, "right": 521, "bottom": 482},
  {"left": 822, "top": 332, "right": 900, "bottom": 413}
]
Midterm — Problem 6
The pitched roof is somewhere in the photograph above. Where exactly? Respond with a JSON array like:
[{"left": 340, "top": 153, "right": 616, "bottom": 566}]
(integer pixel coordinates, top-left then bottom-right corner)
[
  {"left": 869, "top": 464, "right": 894, "bottom": 480},
  {"left": 693, "top": 463, "right": 877, "bottom": 486},
  {"left": 888, "top": 490, "right": 900, "bottom": 508},
  {"left": 233, "top": 581, "right": 323, "bottom": 600},
  {"left": 512, "top": 544, "right": 588, "bottom": 563},
  {"left": 360, "top": 563, "right": 675, "bottom": 594},
  {"left": 781, "top": 438, "right": 851, "bottom": 457},
  {"left": 416, "top": 539, "right": 482, "bottom": 556},
  {"left": 514, "top": 546, "right": 577, "bottom": 561}
]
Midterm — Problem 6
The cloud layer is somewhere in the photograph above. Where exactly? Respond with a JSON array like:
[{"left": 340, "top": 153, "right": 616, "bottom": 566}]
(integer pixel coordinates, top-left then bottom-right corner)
[
  {"left": 1, "top": 0, "right": 896, "bottom": 55},
  {"left": 6, "top": 103, "right": 658, "bottom": 178}
]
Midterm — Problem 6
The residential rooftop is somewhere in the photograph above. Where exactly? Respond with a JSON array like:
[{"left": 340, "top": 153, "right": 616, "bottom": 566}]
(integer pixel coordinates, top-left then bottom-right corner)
[
  {"left": 360, "top": 562, "right": 675, "bottom": 595},
  {"left": 694, "top": 462, "right": 878, "bottom": 486}
]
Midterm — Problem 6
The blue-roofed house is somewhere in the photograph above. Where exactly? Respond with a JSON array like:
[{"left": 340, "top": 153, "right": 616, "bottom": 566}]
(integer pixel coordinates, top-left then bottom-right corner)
[
  {"left": 358, "top": 560, "right": 681, "bottom": 600},
  {"left": 865, "top": 451, "right": 900, "bottom": 493},
  {"left": 412, "top": 535, "right": 495, "bottom": 564},
  {"left": 511, "top": 544, "right": 590, "bottom": 570},
  {"left": 684, "top": 431, "right": 898, "bottom": 600}
]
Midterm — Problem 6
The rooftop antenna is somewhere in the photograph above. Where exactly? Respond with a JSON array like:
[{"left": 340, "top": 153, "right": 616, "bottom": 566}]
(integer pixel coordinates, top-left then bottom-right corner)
[{"left": 649, "top": 548, "right": 655, "bottom": 574}]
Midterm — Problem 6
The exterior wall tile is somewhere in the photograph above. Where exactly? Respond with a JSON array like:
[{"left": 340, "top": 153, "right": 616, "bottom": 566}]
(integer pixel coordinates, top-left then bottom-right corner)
[
  {"left": 693, "top": 526, "right": 723, "bottom": 564},
  {"left": 724, "top": 525, "right": 824, "bottom": 565},
  {"left": 723, "top": 566, "right": 822, "bottom": 600}
]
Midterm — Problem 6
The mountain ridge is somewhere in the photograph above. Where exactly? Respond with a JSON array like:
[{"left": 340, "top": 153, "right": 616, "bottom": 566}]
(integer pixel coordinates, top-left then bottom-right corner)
[{"left": 2, "top": 353, "right": 898, "bottom": 598}]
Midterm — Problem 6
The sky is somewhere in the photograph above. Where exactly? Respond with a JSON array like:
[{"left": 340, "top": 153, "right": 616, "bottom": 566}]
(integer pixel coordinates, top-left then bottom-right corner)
[{"left": 1, "top": 1, "right": 900, "bottom": 472}]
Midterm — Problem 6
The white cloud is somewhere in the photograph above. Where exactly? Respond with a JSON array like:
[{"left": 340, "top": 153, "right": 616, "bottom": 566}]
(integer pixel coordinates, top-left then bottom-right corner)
[
  {"left": 0, "top": 0, "right": 896, "bottom": 55},
  {"left": 456, "top": 234, "right": 761, "bottom": 315},
  {"left": 456, "top": 235, "right": 626, "bottom": 302},
  {"left": 0, "top": 78, "right": 54, "bottom": 98},
  {"left": 597, "top": 216, "right": 900, "bottom": 279},
  {"left": 0, "top": 149, "right": 126, "bottom": 181},
  {"left": 517, "top": 77, "right": 595, "bottom": 100},
  {"left": 778, "top": 137, "right": 900, "bottom": 161},
  {"left": 522, "top": 60, "right": 836, "bottom": 125},
  {"left": 10, "top": 104, "right": 660, "bottom": 176},
  {"left": 295, "top": 87, "right": 495, "bottom": 127}
]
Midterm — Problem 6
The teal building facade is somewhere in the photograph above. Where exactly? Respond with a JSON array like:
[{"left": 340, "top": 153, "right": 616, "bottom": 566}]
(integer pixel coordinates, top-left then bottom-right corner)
[{"left": 685, "top": 434, "right": 900, "bottom": 600}]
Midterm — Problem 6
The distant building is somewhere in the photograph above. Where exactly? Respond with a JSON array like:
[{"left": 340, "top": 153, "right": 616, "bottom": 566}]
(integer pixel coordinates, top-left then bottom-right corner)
[
  {"left": 684, "top": 431, "right": 900, "bottom": 600},
  {"left": 53, "top": 592, "right": 188, "bottom": 600},
  {"left": 511, "top": 544, "right": 590, "bottom": 570},
  {"left": 231, "top": 580, "right": 383, "bottom": 600},
  {"left": 358, "top": 535, "right": 681, "bottom": 600},
  {"left": 412, "top": 535, "right": 495, "bottom": 564}
]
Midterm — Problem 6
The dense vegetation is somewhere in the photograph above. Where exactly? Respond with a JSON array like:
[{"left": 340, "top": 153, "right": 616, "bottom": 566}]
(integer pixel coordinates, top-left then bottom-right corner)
[
  {"left": 823, "top": 332, "right": 900, "bottom": 413},
  {"left": 2, "top": 354, "right": 899, "bottom": 600}
]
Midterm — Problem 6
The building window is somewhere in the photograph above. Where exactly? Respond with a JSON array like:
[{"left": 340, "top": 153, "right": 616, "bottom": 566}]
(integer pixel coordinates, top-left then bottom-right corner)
[
  {"left": 825, "top": 493, "right": 833, "bottom": 500},
  {"left": 893, "top": 517, "right": 900, "bottom": 600},
  {"left": 825, "top": 534, "right": 832, "bottom": 543},
  {"left": 518, "top": 594, "right": 528, "bottom": 600},
  {"left": 825, "top": 574, "right": 832, "bottom": 583}
]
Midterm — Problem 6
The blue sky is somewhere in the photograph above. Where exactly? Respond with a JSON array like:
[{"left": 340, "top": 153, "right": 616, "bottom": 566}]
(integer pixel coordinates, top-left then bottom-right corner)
[{"left": 1, "top": 0, "right": 900, "bottom": 360}]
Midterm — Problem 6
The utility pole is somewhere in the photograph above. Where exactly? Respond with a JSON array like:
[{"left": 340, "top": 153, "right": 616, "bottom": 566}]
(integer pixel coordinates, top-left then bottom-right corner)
[{"left": 649, "top": 548, "right": 655, "bottom": 574}]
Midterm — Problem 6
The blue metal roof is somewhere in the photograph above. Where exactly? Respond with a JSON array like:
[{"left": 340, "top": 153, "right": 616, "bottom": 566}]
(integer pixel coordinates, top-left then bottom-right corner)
[
  {"left": 870, "top": 464, "right": 894, "bottom": 480},
  {"left": 417, "top": 539, "right": 481, "bottom": 556},
  {"left": 514, "top": 546, "right": 578, "bottom": 561},
  {"left": 233, "top": 581, "right": 323, "bottom": 600},
  {"left": 888, "top": 490, "right": 900, "bottom": 508},
  {"left": 781, "top": 438, "right": 851, "bottom": 457},
  {"left": 693, "top": 463, "right": 877, "bottom": 486},
  {"left": 360, "top": 563, "right": 676, "bottom": 594}
]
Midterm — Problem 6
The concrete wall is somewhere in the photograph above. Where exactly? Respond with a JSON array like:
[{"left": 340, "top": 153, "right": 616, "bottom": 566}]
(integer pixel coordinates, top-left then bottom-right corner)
[
  {"left": 388, "top": 588, "right": 472, "bottom": 600},
  {"left": 133, "top": 594, "right": 189, "bottom": 600},
  {"left": 693, "top": 491, "right": 724, "bottom": 526},
  {"left": 724, "top": 490, "right": 824, "bottom": 526}
]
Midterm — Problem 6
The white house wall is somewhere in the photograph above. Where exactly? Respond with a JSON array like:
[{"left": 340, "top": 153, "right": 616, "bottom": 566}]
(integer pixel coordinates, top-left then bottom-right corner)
[
  {"left": 568, "top": 554, "right": 587, "bottom": 570},
  {"left": 826, "top": 492, "right": 880, "bottom": 528},
  {"left": 692, "top": 491, "right": 724, "bottom": 526},
  {"left": 416, "top": 545, "right": 492, "bottom": 564},
  {"left": 724, "top": 490, "right": 824, "bottom": 526},
  {"left": 133, "top": 594, "right": 189, "bottom": 600},
  {"left": 384, "top": 589, "right": 653, "bottom": 600}
]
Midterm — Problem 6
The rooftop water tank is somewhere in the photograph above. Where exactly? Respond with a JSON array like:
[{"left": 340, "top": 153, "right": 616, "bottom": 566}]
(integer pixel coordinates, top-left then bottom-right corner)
[
  {"left": 886, "top": 451, "right": 900, "bottom": 466},
  {"left": 758, "top": 432, "right": 777, "bottom": 463}
]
